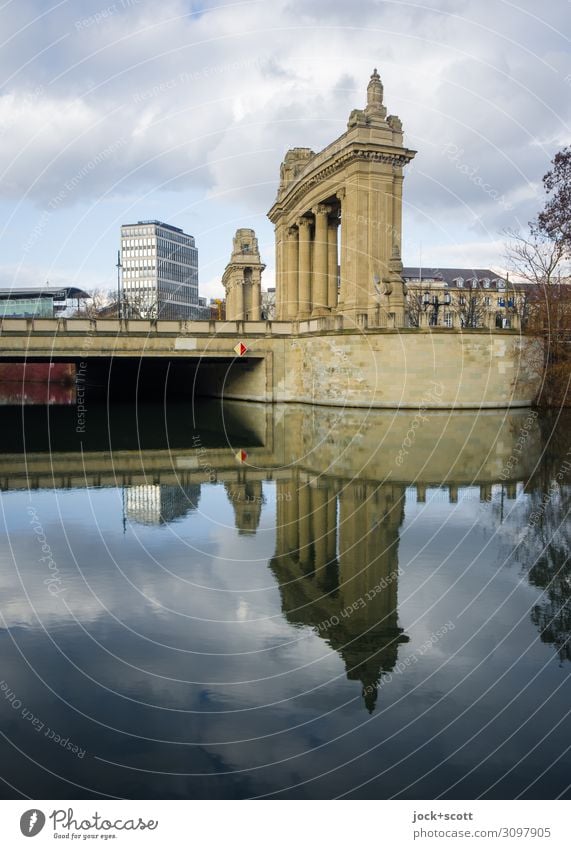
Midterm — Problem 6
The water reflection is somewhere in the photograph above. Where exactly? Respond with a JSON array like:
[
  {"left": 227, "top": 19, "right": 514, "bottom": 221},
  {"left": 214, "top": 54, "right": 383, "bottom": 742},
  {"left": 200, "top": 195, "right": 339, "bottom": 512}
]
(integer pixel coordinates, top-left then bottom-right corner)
[
  {"left": 0, "top": 382, "right": 76, "bottom": 405},
  {"left": 271, "top": 478, "right": 408, "bottom": 712},
  {"left": 0, "top": 401, "right": 569, "bottom": 799},
  {"left": 124, "top": 485, "right": 201, "bottom": 526},
  {"left": 514, "top": 419, "right": 571, "bottom": 663}
]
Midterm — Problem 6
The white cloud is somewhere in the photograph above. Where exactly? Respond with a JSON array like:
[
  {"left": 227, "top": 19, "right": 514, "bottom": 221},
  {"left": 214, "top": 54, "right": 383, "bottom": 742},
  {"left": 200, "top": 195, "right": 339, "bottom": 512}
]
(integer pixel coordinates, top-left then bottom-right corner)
[{"left": 0, "top": 0, "right": 569, "bottom": 286}]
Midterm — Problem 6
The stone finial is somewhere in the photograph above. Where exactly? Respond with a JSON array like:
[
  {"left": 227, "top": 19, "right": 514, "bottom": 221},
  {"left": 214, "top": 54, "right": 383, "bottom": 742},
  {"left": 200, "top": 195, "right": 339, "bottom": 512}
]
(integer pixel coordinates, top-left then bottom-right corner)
[{"left": 367, "top": 68, "right": 384, "bottom": 110}]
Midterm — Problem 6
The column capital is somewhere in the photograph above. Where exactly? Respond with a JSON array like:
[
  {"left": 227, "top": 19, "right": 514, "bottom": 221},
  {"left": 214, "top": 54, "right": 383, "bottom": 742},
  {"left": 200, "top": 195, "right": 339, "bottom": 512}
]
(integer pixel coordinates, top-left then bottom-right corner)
[
  {"left": 296, "top": 216, "right": 312, "bottom": 230},
  {"left": 286, "top": 225, "right": 299, "bottom": 238},
  {"left": 312, "top": 203, "right": 332, "bottom": 217}
]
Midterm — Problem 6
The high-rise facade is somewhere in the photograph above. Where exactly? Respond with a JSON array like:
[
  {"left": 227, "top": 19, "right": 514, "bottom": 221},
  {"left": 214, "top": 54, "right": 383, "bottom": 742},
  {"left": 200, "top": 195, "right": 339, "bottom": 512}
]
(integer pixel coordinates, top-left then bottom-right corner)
[{"left": 120, "top": 220, "right": 207, "bottom": 319}]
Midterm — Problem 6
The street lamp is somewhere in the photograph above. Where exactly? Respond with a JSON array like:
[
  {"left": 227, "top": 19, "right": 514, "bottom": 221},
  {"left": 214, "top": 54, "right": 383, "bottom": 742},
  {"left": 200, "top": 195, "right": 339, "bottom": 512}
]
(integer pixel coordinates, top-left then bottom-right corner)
[
  {"left": 422, "top": 289, "right": 451, "bottom": 326},
  {"left": 116, "top": 250, "right": 123, "bottom": 320}
]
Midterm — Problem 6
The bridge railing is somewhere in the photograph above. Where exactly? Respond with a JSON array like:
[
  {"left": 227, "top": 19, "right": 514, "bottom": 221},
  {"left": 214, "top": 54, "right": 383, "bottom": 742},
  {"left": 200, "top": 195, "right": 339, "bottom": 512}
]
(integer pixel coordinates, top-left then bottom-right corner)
[
  {"left": 0, "top": 317, "right": 296, "bottom": 335},
  {"left": 0, "top": 315, "right": 520, "bottom": 335}
]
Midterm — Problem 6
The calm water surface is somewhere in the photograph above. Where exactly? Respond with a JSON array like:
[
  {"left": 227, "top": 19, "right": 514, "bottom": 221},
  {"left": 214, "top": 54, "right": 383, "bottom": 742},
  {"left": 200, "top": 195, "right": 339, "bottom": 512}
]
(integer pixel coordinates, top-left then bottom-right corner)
[{"left": 0, "top": 401, "right": 569, "bottom": 799}]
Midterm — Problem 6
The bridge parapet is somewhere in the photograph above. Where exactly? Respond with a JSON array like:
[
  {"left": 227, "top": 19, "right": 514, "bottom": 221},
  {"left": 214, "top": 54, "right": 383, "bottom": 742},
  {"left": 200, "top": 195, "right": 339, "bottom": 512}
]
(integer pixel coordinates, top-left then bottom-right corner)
[
  {"left": 0, "top": 316, "right": 522, "bottom": 338},
  {"left": 0, "top": 317, "right": 297, "bottom": 337}
]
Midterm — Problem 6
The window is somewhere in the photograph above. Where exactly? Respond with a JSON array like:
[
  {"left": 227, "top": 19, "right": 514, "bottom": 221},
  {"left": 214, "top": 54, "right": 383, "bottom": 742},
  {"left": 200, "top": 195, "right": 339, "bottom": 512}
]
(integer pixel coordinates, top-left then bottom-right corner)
[
  {"left": 483, "top": 278, "right": 490, "bottom": 288},
  {"left": 454, "top": 277, "right": 464, "bottom": 288},
  {"left": 498, "top": 298, "right": 505, "bottom": 307},
  {"left": 484, "top": 296, "right": 491, "bottom": 306},
  {"left": 444, "top": 312, "right": 453, "bottom": 327}
]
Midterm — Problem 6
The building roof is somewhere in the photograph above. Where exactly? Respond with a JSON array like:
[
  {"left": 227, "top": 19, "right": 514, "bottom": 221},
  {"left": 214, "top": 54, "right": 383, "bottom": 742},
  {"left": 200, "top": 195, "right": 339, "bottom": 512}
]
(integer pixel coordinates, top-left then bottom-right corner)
[
  {"left": 122, "top": 220, "right": 184, "bottom": 234},
  {"left": 402, "top": 267, "right": 508, "bottom": 288},
  {"left": 0, "top": 286, "right": 90, "bottom": 300}
]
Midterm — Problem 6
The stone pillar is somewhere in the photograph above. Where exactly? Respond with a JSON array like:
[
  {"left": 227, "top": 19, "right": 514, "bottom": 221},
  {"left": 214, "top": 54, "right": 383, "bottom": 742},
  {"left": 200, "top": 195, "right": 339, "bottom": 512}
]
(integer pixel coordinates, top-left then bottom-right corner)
[
  {"left": 338, "top": 183, "right": 370, "bottom": 319},
  {"left": 222, "top": 228, "right": 265, "bottom": 321},
  {"left": 235, "top": 284, "right": 244, "bottom": 320},
  {"left": 275, "top": 223, "right": 286, "bottom": 320},
  {"left": 312, "top": 204, "right": 330, "bottom": 316},
  {"left": 286, "top": 226, "right": 299, "bottom": 319},
  {"left": 251, "top": 277, "right": 261, "bottom": 320},
  {"left": 392, "top": 175, "right": 403, "bottom": 258},
  {"left": 297, "top": 217, "right": 312, "bottom": 319},
  {"left": 328, "top": 214, "right": 339, "bottom": 311}
]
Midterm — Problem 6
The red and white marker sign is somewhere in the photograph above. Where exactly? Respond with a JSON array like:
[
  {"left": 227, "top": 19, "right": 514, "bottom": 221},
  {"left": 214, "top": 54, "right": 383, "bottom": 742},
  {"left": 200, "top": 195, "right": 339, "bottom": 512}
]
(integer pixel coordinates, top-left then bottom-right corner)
[
  {"left": 233, "top": 342, "right": 248, "bottom": 356},
  {"left": 235, "top": 449, "right": 248, "bottom": 463}
]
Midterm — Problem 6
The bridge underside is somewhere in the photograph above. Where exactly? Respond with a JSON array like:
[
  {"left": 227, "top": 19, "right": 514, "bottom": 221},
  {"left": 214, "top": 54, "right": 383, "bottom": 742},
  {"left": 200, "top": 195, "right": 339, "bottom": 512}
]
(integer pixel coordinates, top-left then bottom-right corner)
[{"left": 0, "top": 354, "right": 265, "bottom": 402}]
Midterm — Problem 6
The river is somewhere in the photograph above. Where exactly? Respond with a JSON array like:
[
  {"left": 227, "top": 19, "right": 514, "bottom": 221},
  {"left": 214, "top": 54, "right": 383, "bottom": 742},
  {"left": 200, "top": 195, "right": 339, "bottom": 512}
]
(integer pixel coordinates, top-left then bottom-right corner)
[{"left": 0, "top": 400, "right": 569, "bottom": 799}]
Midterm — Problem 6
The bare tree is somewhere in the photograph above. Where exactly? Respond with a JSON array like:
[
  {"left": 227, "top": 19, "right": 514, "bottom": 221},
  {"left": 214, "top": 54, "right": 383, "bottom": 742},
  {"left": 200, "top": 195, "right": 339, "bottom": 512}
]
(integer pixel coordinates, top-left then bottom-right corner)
[
  {"left": 451, "top": 283, "right": 488, "bottom": 328},
  {"left": 72, "top": 287, "right": 113, "bottom": 317},
  {"left": 122, "top": 292, "right": 159, "bottom": 319},
  {"left": 504, "top": 227, "right": 571, "bottom": 406},
  {"left": 504, "top": 227, "right": 566, "bottom": 288},
  {"left": 537, "top": 145, "right": 571, "bottom": 257},
  {"left": 406, "top": 290, "right": 423, "bottom": 327}
]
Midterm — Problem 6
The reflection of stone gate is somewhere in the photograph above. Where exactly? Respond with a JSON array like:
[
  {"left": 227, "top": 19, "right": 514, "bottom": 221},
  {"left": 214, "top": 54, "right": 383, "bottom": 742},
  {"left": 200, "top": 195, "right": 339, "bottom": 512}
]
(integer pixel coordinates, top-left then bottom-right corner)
[{"left": 268, "top": 70, "right": 416, "bottom": 326}]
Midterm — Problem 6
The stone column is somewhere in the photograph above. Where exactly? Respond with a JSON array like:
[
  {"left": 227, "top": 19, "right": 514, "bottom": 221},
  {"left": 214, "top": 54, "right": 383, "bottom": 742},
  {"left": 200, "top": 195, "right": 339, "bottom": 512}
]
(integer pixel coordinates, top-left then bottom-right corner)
[
  {"left": 392, "top": 176, "right": 403, "bottom": 258},
  {"left": 327, "top": 214, "right": 339, "bottom": 311},
  {"left": 336, "top": 189, "right": 347, "bottom": 312},
  {"left": 235, "top": 281, "right": 244, "bottom": 320},
  {"left": 286, "top": 226, "right": 299, "bottom": 319},
  {"left": 251, "top": 277, "right": 261, "bottom": 320},
  {"left": 297, "top": 217, "right": 312, "bottom": 319},
  {"left": 275, "top": 223, "right": 286, "bottom": 320},
  {"left": 312, "top": 204, "right": 330, "bottom": 316},
  {"left": 340, "top": 183, "right": 370, "bottom": 319}
]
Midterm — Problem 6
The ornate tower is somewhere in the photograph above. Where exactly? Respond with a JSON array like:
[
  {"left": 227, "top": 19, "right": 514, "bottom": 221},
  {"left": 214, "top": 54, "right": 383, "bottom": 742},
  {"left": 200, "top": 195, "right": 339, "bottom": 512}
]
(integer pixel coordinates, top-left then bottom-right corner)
[
  {"left": 268, "top": 69, "right": 416, "bottom": 326},
  {"left": 222, "top": 228, "right": 266, "bottom": 321}
]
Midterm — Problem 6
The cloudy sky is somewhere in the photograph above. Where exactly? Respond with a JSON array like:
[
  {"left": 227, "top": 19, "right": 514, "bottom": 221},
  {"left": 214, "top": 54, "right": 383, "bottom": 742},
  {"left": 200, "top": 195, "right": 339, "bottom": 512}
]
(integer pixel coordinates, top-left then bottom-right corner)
[{"left": 0, "top": 0, "right": 569, "bottom": 300}]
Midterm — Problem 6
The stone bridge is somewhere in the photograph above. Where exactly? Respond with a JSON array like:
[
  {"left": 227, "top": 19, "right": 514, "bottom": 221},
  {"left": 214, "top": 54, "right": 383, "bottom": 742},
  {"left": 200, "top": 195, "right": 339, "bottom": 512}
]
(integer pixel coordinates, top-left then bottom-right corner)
[{"left": 0, "top": 316, "right": 539, "bottom": 408}]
